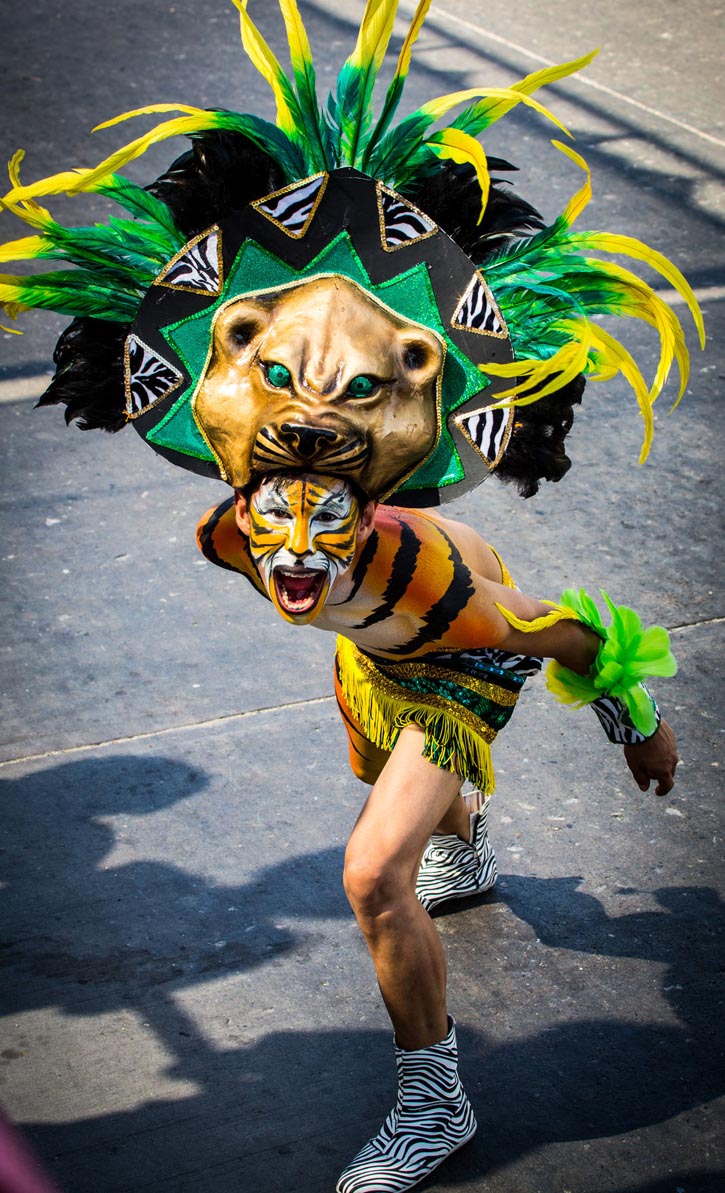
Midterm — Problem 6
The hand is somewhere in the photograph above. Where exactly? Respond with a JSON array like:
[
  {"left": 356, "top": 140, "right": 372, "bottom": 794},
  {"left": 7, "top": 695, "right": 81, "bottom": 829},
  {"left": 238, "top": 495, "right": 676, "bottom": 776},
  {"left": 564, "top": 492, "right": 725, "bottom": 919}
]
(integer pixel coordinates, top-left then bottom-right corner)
[{"left": 623, "top": 720, "right": 679, "bottom": 795}]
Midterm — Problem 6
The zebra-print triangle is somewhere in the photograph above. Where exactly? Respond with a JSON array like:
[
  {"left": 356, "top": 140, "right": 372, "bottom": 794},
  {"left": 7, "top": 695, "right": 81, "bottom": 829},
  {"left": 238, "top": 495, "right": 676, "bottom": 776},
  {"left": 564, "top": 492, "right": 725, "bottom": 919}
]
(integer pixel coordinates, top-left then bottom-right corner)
[
  {"left": 377, "top": 185, "right": 437, "bottom": 251},
  {"left": 155, "top": 227, "right": 223, "bottom": 295},
  {"left": 453, "top": 274, "right": 507, "bottom": 338},
  {"left": 454, "top": 403, "right": 513, "bottom": 468},
  {"left": 252, "top": 174, "right": 327, "bottom": 238},
  {"left": 124, "top": 336, "right": 183, "bottom": 418}
]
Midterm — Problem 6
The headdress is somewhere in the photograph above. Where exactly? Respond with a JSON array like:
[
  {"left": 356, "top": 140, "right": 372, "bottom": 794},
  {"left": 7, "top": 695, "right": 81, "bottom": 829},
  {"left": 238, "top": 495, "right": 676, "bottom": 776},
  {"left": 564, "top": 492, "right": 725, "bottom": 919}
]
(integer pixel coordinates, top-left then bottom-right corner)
[{"left": 0, "top": 0, "right": 704, "bottom": 504}]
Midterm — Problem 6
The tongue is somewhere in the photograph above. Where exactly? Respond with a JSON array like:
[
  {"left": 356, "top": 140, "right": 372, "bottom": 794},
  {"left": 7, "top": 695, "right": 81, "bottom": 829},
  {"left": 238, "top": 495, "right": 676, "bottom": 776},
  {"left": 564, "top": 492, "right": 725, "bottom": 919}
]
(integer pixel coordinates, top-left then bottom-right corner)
[{"left": 283, "top": 572, "right": 320, "bottom": 602}]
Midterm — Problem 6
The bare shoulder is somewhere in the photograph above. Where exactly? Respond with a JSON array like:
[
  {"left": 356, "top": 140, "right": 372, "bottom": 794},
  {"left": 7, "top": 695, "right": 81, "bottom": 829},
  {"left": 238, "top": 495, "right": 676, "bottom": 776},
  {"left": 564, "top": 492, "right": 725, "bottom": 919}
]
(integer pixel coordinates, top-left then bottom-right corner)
[{"left": 386, "top": 505, "right": 504, "bottom": 583}]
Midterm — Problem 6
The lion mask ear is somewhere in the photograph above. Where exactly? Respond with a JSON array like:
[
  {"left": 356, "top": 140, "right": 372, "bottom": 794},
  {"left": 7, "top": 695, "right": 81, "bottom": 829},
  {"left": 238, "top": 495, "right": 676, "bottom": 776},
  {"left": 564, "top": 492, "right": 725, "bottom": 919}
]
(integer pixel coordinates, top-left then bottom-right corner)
[
  {"left": 208, "top": 299, "right": 274, "bottom": 372},
  {"left": 396, "top": 330, "right": 444, "bottom": 392}
]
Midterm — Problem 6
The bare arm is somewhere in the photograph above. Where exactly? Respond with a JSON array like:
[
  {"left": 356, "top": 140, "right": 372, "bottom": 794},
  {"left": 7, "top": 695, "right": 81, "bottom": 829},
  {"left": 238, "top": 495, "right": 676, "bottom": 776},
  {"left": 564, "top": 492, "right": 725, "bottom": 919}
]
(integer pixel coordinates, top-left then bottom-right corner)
[{"left": 472, "top": 578, "right": 680, "bottom": 796}]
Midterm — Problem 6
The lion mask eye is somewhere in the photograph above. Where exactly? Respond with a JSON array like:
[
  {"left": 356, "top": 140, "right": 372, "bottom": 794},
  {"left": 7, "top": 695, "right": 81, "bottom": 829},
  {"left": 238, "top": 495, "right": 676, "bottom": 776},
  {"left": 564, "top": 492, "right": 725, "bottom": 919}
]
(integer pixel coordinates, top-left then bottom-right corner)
[
  {"left": 346, "top": 374, "right": 379, "bottom": 398},
  {"left": 264, "top": 362, "right": 292, "bottom": 389}
]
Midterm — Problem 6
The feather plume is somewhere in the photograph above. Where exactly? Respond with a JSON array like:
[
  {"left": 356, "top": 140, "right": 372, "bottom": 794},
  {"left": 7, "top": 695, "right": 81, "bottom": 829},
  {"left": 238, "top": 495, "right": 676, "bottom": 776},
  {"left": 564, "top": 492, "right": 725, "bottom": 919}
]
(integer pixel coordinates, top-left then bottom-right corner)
[
  {"left": 278, "top": 0, "right": 327, "bottom": 164},
  {"left": 333, "top": 0, "right": 398, "bottom": 166},
  {"left": 363, "top": 0, "right": 433, "bottom": 164},
  {"left": 451, "top": 52, "right": 598, "bottom": 139},
  {"left": 230, "top": 0, "right": 301, "bottom": 140},
  {"left": 425, "top": 129, "right": 490, "bottom": 222}
]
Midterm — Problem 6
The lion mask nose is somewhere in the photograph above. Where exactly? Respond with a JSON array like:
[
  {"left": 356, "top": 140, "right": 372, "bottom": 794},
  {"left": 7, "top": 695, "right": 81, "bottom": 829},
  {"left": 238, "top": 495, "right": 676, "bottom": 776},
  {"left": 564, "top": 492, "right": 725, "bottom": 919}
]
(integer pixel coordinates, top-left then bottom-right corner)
[
  {"left": 279, "top": 423, "right": 341, "bottom": 459},
  {"left": 251, "top": 420, "right": 369, "bottom": 477}
]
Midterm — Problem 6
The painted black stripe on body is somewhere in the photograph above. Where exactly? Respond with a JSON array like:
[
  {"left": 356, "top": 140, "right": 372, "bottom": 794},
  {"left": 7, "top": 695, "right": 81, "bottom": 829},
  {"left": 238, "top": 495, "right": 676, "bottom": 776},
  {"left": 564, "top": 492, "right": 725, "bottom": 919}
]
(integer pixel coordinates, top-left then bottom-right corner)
[
  {"left": 383, "top": 521, "right": 476, "bottom": 656},
  {"left": 198, "top": 497, "right": 236, "bottom": 570},
  {"left": 199, "top": 498, "right": 270, "bottom": 600},
  {"left": 344, "top": 529, "right": 380, "bottom": 603},
  {"left": 354, "top": 517, "right": 421, "bottom": 631}
]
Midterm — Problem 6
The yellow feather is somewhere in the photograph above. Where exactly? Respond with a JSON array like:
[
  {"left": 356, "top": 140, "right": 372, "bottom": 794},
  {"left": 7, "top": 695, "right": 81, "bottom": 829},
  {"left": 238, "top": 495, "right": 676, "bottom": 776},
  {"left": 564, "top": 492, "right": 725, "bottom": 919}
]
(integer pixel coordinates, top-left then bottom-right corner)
[
  {"left": 483, "top": 330, "right": 593, "bottom": 404},
  {"left": 510, "top": 50, "right": 599, "bottom": 98},
  {"left": 349, "top": 0, "right": 398, "bottom": 72},
  {"left": 589, "top": 324, "right": 654, "bottom": 460},
  {"left": 495, "top": 602, "right": 580, "bottom": 632},
  {"left": 68, "top": 115, "right": 231, "bottom": 194},
  {"left": 2, "top": 167, "right": 91, "bottom": 208},
  {"left": 0, "top": 234, "right": 48, "bottom": 262},
  {"left": 580, "top": 231, "right": 705, "bottom": 348},
  {"left": 393, "top": 0, "right": 433, "bottom": 80},
  {"left": 426, "top": 129, "right": 489, "bottom": 222},
  {"left": 587, "top": 256, "right": 688, "bottom": 402},
  {"left": 278, "top": 0, "right": 314, "bottom": 77},
  {"left": 7, "top": 149, "right": 26, "bottom": 190},
  {"left": 418, "top": 87, "right": 571, "bottom": 138},
  {"left": 230, "top": 0, "right": 298, "bottom": 135},
  {"left": 551, "top": 140, "right": 592, "bottom": 226},
  {"left": 0, "top": 279, "right": 27, "bottom": 303},
  {"left": 93, "top": 103, "right": 208, "bottom": 132}
]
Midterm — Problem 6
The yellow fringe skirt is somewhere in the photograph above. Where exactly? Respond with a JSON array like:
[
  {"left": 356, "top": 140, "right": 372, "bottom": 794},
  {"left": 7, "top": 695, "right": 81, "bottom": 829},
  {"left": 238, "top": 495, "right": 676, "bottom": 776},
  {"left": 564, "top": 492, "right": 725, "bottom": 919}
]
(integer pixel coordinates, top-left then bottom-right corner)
[{"left": 334, "top": 635, "right": 529, "bottom": 793}]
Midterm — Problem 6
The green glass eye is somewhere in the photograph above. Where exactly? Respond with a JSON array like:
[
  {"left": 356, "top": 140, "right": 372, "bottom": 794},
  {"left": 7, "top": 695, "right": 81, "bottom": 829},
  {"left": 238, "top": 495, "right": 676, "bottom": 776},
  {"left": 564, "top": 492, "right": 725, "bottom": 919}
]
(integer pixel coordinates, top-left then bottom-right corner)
[
  {"left": 347, "top": 375, "right": 376, "bottom": 398},
  {"left": 266, "top": 362, "right": 292, "bottom": 388}
]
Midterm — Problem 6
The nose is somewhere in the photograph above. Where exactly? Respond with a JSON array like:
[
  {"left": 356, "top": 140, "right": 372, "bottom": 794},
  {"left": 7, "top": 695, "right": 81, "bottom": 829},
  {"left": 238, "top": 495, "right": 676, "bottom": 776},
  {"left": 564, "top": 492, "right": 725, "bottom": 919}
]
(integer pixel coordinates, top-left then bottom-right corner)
[
  {"left": 279, "top": 423, "right": 342, "bottom": 460},
  {"left": 289, "top": 517, "right": 313, "bottom": 558}
]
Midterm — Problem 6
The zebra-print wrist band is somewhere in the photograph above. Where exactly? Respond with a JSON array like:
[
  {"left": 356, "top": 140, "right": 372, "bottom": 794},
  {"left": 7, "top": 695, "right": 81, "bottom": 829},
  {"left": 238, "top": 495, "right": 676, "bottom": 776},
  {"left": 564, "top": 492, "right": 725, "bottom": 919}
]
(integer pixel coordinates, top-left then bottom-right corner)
[{"left": 591, "top": 685, "right": 662, "bottom": 745}]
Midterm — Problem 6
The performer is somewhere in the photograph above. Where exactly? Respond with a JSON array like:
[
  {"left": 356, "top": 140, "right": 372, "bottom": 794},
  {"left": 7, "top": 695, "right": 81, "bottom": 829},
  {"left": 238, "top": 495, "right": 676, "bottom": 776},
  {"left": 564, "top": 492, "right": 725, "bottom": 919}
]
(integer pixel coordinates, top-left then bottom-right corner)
[
  {"left": 197, "top": 468, "right": 678, "bottom": 1189},
  {"left": 0, "top": 2, "right": 702, "bottom": 1189}
]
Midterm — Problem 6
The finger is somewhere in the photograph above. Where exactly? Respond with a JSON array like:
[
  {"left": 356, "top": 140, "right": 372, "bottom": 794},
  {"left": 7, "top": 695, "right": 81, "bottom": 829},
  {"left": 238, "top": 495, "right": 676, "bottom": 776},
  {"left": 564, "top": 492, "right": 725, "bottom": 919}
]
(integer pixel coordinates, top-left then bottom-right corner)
[
  {"left": 631, "top": 766, "right": 650, "bottom": 792},
  {"left": 654, "top": 770, "right": 675, "bottom": 796}
]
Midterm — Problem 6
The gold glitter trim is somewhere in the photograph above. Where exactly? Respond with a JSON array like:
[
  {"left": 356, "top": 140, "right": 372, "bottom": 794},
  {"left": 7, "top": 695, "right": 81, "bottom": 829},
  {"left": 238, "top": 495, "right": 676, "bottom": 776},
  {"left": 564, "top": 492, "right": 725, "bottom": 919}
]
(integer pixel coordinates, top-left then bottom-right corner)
[
  {"left": 363, "top": 655, "right": 519, "bottom": 708},
  {"left": 345, "top": 640, "right": 517, "bottom": 744},
  {"left": 124, "top": 334, "right": 184, "bottom": 420},
  {"left": 376, "top": 182, "right": 438, "bottom": 253},
  {"left": 451, "top": 271, "right": 509, "bottom": 340},
  {"left": 453, "top": 400, "right": 514, "bottom": 469},
  {"left": 251, "top": 173, "right": 328, "bottom": 239},
  {"left": 155, "top": 226, "right": 224, "bottom": 296}
]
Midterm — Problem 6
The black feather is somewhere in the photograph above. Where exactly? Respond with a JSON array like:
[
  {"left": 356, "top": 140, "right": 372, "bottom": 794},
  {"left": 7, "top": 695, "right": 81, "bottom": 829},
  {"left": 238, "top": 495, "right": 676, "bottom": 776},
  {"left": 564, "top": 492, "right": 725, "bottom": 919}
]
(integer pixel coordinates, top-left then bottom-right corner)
[
  {"left": 148, "top": 129, "right": 287, "bottom": 237},
  {"left": 38, "top": 317, "right": 128, "bottom": 432}
]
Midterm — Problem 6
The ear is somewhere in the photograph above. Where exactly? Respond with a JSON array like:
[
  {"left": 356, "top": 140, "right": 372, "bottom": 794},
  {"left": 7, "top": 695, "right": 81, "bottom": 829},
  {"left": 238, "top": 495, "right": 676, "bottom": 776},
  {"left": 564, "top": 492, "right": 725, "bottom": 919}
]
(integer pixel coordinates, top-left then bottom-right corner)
[
  {"left": 212, "top": 298, "right": 272, "bottom": 363},
  {"left": 233, "top": 489, "right": 251, "bottom": 536},
  {"left": 357, "top": 498, "right": 377, "bottom": 543},
  {"left": 397, "top": 328, "right": 443, "bottom": 389}
]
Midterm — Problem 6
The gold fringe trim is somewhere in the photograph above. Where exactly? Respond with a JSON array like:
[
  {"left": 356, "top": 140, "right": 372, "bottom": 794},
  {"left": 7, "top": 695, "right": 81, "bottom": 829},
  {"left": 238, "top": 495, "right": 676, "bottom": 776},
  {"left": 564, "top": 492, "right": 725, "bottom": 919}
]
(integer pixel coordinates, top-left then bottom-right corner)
[
  {"left": 495, "top": 601, "right": 580, "bottom": 633},
  {"left": 336, "top": 636, "right": 498, "bottom": 794}
]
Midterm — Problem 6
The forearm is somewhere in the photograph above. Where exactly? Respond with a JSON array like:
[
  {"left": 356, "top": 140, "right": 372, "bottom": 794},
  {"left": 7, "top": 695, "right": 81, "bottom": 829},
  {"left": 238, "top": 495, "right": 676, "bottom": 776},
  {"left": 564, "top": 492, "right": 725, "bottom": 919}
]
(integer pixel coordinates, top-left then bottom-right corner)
[{"left": 501, "top": 612, "right": 601, "bottom": 674}]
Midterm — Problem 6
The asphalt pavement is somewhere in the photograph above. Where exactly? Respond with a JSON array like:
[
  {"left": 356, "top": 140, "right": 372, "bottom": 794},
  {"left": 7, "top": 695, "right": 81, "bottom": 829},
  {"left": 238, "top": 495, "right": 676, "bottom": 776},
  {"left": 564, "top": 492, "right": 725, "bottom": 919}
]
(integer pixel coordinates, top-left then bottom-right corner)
[{"left": 1, "top": 2, "right": 723, "bottom": 1191}]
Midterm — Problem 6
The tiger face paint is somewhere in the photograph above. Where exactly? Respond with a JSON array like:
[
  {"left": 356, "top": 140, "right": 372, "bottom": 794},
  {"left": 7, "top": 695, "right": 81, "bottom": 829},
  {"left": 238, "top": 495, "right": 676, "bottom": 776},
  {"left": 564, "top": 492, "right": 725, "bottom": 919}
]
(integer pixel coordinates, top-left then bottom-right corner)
[{"left": 245, "top": 474, "right": 362, "bottom": 624}]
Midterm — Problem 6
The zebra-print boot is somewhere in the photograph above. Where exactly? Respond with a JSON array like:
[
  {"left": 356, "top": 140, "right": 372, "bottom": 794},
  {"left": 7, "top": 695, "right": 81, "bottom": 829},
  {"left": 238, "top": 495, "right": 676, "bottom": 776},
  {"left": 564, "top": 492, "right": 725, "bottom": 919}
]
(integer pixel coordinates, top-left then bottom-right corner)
[
  {"left": 415, "top": 798, "right": 497, "bottom": 913},
  {"left": 336, "top": 1017, "right": 476, "bottom": 1193}
]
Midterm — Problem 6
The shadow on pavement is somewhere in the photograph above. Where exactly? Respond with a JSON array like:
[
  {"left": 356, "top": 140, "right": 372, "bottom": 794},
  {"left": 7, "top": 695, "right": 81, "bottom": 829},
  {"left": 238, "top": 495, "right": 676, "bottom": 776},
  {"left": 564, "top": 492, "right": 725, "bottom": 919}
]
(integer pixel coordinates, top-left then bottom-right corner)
[{"left": 1, "top": 754, "right": 722, "bottom": 1190}]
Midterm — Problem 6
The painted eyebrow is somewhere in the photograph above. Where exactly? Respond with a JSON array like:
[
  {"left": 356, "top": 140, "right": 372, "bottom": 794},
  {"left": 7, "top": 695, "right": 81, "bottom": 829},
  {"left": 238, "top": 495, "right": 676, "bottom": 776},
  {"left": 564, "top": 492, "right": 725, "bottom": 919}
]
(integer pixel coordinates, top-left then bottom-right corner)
[
  {"left": 315, "top": 487, "right": 352, "bottom": 510},
  {"left": 255, "top": 490, "right": 293, "bottom": 511}
]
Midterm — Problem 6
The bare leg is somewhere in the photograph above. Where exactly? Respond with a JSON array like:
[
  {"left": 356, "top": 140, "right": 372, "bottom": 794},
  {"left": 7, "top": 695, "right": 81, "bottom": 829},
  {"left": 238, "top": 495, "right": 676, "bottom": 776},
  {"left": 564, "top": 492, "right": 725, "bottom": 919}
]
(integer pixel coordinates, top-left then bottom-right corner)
[
  {"left": 343, "top": 725, "right": 462, "bottom": 1050},
  {"left": 432, "top": 793, "right": 470, "bottom": 839}
]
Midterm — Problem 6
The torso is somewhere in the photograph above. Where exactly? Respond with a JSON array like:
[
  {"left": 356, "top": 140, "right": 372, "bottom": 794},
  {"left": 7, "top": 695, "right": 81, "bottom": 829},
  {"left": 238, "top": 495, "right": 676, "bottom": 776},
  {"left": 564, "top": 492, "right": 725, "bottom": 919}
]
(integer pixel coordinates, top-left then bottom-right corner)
[{"left": 197, "top": 499, "right": 511, "bottom": 659}]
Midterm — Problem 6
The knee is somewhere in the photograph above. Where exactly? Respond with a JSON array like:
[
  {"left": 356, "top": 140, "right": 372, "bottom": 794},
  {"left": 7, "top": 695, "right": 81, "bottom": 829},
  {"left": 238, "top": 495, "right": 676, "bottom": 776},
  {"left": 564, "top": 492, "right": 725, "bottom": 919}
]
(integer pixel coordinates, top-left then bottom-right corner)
[{"left": 343, "top": 846, "right": 408, "bottom": 926}]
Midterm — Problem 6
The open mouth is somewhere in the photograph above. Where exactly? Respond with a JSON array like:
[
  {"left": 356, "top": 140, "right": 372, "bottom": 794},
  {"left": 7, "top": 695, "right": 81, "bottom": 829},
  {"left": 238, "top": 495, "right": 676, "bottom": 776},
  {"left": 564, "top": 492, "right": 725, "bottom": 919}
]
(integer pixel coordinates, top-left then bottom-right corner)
[{"left": 272, "top": 566, "right": 327, "bottom": 615}]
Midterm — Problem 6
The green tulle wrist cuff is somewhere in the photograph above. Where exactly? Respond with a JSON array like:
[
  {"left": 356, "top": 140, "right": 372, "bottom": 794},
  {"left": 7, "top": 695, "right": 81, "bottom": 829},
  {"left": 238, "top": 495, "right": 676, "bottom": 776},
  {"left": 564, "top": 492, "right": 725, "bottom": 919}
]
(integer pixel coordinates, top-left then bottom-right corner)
[{"left": 545, "top": 588, "right": 676, "bottom": 736}]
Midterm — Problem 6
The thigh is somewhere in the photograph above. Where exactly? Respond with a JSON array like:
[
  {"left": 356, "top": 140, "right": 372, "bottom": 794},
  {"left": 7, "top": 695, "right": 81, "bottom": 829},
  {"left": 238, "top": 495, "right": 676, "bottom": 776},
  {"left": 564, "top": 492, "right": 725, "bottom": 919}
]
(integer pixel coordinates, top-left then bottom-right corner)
[
  {"left": 334, "top": 663, "right": 391, "bottom": 784},
  {"left": 347, "top": 725, "right": 463, "bottom": 887}
]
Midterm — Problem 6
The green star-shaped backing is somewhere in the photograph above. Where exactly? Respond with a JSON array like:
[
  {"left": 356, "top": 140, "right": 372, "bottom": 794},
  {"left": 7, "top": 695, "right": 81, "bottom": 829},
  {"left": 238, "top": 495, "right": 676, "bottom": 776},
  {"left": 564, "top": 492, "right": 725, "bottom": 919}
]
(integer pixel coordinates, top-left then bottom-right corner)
[{"left": 146, "top": 231, "right": 488, "bottom": 491}]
